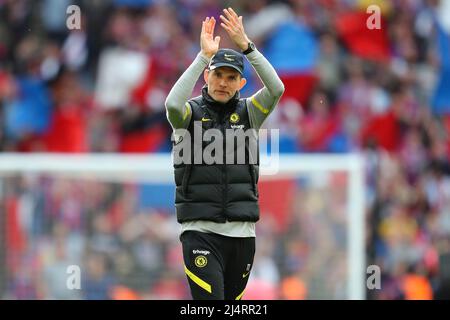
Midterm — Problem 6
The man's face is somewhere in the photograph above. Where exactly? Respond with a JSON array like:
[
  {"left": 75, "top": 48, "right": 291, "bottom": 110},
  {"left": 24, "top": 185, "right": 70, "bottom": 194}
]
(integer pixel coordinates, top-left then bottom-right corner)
[{"left": 204, "top": 66, "right": 246, "bottom": 103}]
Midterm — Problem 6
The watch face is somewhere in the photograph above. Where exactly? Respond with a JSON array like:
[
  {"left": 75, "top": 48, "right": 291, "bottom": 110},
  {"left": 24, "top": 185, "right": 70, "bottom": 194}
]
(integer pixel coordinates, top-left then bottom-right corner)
[{"left": 244, "top": 42, "right": 255, "bottom": 54}]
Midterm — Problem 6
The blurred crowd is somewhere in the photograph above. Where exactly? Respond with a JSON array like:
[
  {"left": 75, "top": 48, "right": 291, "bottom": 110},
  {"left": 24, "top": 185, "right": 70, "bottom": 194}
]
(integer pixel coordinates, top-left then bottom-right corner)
[
  {"left": 1, "top": 0, "right": 450, "bottom": 299},
  {"left": 1, "top": 172, "right": 350, "bottom": 299}
]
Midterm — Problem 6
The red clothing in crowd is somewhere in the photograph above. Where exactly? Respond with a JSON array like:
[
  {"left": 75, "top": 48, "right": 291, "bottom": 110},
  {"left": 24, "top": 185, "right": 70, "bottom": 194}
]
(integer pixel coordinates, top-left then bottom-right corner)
[
  {"left": 44, "top": 104, "right": 88, "bottom": 152},
  {"left": 361, "top": 111, "right": 401, "bottom": 152}
]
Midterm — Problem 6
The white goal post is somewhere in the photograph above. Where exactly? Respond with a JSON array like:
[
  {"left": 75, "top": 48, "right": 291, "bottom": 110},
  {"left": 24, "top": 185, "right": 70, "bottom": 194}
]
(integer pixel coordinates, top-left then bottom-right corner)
[{"left": 0, "top": 153, "right": 365, "bottom": 300}]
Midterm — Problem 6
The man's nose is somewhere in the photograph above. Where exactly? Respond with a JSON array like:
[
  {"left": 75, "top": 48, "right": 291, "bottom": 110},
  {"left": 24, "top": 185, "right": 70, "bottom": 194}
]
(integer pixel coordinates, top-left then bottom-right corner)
[{"left": 219, "top": 79, "right": 227, "bottom": 87}]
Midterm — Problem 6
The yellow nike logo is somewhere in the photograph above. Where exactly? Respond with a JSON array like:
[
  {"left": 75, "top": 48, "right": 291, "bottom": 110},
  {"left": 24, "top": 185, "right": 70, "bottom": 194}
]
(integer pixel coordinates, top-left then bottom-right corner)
[
  {"left": 242, "top": 271, "right": 250, "bottom": 278},
  {"left": 201, "top": 117, "right": 212, "bottom": 122}
]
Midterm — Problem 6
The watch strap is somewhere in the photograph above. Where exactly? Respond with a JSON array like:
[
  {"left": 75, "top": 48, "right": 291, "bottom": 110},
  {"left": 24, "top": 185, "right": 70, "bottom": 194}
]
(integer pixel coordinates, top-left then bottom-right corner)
[{"left": 243, "top": 42, "right": 255, "bottom": 55}]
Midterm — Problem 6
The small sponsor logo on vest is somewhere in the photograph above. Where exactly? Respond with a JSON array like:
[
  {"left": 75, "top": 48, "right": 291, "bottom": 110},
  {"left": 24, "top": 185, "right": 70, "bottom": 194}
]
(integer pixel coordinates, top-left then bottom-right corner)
[
  {"left": 230, "top": 113, "right": 240, "bottom": 123},
  {"left": 174, "top": 135, "right": 183, "bottom": 145},
  {"left": 231, "top": 124, "right": 245, "bottom": 129},
  {"left": 193, "top": 249, "right": 210, "bottom": 255}
]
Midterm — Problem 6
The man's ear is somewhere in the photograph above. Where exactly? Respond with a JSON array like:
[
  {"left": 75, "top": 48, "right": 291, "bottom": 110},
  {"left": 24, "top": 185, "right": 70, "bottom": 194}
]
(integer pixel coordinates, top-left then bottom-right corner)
[
  {"left": 204, "top": 69, "right": 210, "bottom": 84},
  {"left": 239, "top": 77, "right": 247, "bottom": 90}
]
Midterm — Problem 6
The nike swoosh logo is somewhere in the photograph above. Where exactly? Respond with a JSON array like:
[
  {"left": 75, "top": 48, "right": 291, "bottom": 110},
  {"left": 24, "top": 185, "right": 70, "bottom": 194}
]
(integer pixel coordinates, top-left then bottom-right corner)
[
  {"left": 201, "top": 117, "right": 212, "bottom": 122},
  {"left": 242, "top": 272, "right": 250, "bottom": 278},
  {"left": 224, "top": 54, "right": 235, "bottom": 58}
]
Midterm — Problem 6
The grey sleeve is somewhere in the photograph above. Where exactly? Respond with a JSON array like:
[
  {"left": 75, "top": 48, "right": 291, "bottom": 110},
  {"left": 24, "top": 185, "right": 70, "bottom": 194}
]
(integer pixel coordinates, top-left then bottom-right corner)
[
  {"left": 245, "top": 49, "right": 285, "bottom": 130},
  {"left": 165, "top": 52, "right": 210, "bottom": 129}
]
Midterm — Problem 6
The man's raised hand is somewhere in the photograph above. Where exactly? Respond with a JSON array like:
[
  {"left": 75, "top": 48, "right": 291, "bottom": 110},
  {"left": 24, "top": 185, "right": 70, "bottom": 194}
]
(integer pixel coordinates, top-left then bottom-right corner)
[
  {"left": 201, "top": 17, "right": 220, "bottom": 59},
  {"left": 219, "top": 8, "right": 251, "bottom": 51}
]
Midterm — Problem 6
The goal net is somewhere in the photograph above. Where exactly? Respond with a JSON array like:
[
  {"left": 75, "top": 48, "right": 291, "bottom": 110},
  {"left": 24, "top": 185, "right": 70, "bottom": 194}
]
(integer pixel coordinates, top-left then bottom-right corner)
[{"left": 0, "top": 153, "right": 365, "bottom": 300}]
